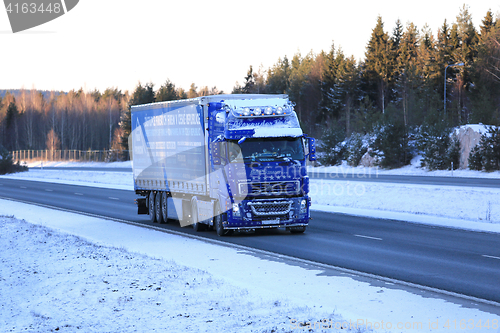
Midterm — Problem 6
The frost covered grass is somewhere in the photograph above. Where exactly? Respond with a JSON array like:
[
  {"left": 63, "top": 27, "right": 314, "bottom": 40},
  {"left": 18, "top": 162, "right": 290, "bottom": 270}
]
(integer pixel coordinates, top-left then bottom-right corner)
[
  {"left": 0, "top": 216, "right": 341, "bottom": 333},
  {"left": 311, "top": 179, "right": 500, "bottom": 224}
]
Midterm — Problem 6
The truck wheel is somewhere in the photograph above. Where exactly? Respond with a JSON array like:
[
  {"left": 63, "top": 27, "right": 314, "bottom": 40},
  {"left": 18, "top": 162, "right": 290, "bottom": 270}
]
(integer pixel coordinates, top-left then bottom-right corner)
[
  {"left": 155, "top": 191, "right": 164, "bottom": 223},
  {"left": 191, "top": 199, "right": 205, "bottom": 231},
  {"left": 214, "top": 204, "right": 232, "bottom": 236},
  {"left": 214, "top": 213, "right": 224, "bottom": 236},
  {"left": 161, "top": 192, "right": 168, "bottom": 223},
  {"left": 148, "top": 192, "right": 157, "bottom": 223},
  {"left": 290, "top": 226, "right": 306, "bottom": 234}
]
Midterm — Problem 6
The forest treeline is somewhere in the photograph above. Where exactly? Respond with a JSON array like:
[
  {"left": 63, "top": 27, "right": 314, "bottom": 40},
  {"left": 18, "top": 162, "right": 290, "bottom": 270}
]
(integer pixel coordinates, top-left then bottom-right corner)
[
  {"left": 0, "top": 83, "right": 221, "bottom": 153},
  {"left": 1, "top": 5, "right": 499, "bottom": 158},
  {"left": 232, "top": 6, "right": 500, "bottom": 137}
]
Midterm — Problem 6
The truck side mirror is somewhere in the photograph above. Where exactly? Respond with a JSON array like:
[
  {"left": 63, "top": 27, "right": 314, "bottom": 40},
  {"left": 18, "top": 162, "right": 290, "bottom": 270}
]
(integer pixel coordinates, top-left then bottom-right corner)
[
  {"left": 308, "top": 137, "right": 316, "bottom": 161},
  {"left": 212, "top": 142, "right": 222, "bottom": 165}
]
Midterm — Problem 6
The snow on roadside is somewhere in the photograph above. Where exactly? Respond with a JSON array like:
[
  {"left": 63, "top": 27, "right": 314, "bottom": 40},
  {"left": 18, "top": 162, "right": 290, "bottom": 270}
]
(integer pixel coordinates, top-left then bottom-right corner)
[
  {"left": 2, "top": 201, "right": 500, "bottom": 333},
  {"left": 0, "top": 216, "right": 336, "bottom": 333},
  {"left": 2, "top": 169, "right": 133, "bottom": 191},
  {"left": 311, "top": 179, "right": 500, "bottom": 229}
]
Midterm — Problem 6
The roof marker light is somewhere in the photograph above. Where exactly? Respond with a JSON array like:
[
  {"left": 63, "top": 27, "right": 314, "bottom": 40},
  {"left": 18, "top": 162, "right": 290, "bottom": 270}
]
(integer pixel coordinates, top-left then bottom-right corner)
[
  {"left": 276, "top": 106, "right": 284, "bottom": 115},
  {"left": 264, "top": 107, "right": 273, "bottom": 115},
  {"left": 254, "top": 107, "right": 262, "bottom": 115}
]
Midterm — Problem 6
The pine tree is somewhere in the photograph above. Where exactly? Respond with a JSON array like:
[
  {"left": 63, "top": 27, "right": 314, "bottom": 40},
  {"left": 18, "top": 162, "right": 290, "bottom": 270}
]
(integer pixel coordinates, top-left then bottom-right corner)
[
  {"left": 320, "top": 44, "right": 342, "bottom": 126},
  {"left": 4, "top": 101, "right": 19, "bottom": 151},
  {"left": 363, "top": 16, "right": 395, "bottom": 114},
  {"left": 470, "top": 11, "right": 500, "bottom": 124},
  {"left": 120, "top": 82, "right": 155, "bottom": 158},
  {"left": 266, "top": 56, "right": 290, "bottom": 94},
  {"left": 394, "top": 22, "right": 419, "bottom": 126},
  {"left": 156, "top": 79, "right": 179, "bottom": 102},
  {"left": 242, "top": 66, "right": 256, "bottom": 93},
  {"left": 187, "top": 83, "right": 198, "bottom": 98},
  {"left": 479, "top": 9, "right": 495, "bottom": 38}
]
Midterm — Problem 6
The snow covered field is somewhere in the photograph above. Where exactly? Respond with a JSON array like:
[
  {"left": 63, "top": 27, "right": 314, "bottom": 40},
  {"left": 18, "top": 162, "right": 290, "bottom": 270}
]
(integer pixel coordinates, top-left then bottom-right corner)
[
  {"left": 1, "top": 162, "right": 500, "bottom": 332},
  {"left": 2, "top": 203, "right": 500, "bottom": 333}
]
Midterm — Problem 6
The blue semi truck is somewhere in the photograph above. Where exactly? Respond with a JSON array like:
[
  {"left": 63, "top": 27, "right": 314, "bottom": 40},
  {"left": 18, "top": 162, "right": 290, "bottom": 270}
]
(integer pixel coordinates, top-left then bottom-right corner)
[{"left": 131, "top": 94, "right": 316, "bottom": 236}]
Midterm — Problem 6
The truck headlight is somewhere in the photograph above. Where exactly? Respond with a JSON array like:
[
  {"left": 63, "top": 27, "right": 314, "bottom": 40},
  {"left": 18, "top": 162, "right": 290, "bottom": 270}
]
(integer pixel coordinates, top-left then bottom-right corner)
[
  {"left": 232, "top": 203, "right": 241, "bottom": 217},
  {"left": 300, "top": 199, "right": 307, "bottom": 214}
]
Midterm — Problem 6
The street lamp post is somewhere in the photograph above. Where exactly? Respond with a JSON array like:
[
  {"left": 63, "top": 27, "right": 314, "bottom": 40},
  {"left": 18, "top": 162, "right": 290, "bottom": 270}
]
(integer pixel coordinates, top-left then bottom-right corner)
[{"left": 444, "top": 62, "right": 464, "bottom": 116}]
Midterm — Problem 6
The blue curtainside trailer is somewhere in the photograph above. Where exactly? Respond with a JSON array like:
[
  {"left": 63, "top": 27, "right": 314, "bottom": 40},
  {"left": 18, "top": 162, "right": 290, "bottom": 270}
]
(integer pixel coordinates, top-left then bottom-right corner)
[{"left": 131, "top": 94, "right": 316, "bottom": 236}]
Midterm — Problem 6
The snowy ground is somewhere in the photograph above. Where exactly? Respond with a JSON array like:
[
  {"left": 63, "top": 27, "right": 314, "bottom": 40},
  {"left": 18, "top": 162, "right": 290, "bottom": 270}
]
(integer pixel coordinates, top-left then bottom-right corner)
[
  {"left": 1, "top": 162, "right": 500, "bottom": 332},
  {"left": 2, "top": 203, "right": 500, "bottom": 333}
]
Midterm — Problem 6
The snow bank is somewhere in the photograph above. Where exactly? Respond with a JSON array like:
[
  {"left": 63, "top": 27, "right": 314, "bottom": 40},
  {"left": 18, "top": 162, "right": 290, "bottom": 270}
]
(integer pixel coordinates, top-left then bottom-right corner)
[
  {"left": 2, "top": 202, "right": 500, "bottom": 333},
  {"left": 0, "top": 216, "right": 326, "bottom": 333}
]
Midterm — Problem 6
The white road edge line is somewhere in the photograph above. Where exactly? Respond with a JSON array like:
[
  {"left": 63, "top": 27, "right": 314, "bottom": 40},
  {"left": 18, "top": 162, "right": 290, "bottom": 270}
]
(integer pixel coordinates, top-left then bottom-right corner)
[
  {"left": 354, "top": 234, "right": 383, "bottom": 241},
  {"left": 482, "top": 254, "right": 500, "bottom": 260},
  {"left": 74, "top": 193, "right": 83, "bottom": 196},
  {"left": 108, "top": 197, "right": 119, "bottom": 200}
]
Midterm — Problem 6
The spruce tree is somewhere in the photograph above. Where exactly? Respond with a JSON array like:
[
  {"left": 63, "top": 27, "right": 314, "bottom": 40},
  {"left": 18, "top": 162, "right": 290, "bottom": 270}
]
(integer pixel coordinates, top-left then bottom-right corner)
[
  {"left": 266, "top": 56, "right": 290, "bottom": 94},
  {"left": 242, "top": 66, "right": 256, "bottom": 93},
  {"left": 363, "top": 16, "right": 395, "bottom": 114},
  {"left": 120, "top": 82, "right": 155, "bottom": 158},
  {"left": 156, "top": 79, "right": 179, "bottom": 102}
]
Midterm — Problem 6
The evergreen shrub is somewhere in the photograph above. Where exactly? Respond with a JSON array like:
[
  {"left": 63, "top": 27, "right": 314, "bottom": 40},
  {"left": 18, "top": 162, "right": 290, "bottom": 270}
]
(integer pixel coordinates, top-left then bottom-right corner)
[
  {"left": 468, "top": 126, "right": 500, "bottom": 171},
  {"left": 370, "top": 123, "right": 413, "bottom": 169},
  {"left": 417, "top": 122, "right": 460, "bottom": 170},
  {"left": 345, "top": 133, "right": 368, "bottom": 167},
  {"left": 0, "top": 145, "right": 28, "bottom": 175},
  {"left": 318, "top": 127, "right": 346, "bottom": 166}
]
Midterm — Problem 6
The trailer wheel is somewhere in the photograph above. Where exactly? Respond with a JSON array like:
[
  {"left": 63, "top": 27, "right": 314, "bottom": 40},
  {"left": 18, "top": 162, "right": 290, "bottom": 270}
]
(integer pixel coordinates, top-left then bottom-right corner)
[
  {"left": 155, "top": 191, "right": 164, "bottom": 223},
  {"left": 148, "top": 191, "right": 157, "bottom": 223},
  {"left": 191, "top": 199, "right": 205, "bottom": 231},
  {"left": 161, "top": 192, "right": 168, "bottom": 223}
]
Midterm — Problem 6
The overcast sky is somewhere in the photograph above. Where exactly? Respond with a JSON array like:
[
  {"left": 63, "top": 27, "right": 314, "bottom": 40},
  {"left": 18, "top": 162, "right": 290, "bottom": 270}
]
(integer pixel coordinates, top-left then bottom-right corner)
[{"left": 1, "top": 0, "right": 499, "bottom": 94}]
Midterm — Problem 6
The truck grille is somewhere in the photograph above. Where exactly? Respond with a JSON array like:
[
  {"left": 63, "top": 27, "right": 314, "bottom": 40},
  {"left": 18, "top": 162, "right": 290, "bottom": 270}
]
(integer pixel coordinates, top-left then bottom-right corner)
[
  {"left": 240, "top": 181, "right": 300, "bottom": 196},
  {"left": 248, "top": 201, "right": 292, "bottom": 216}
]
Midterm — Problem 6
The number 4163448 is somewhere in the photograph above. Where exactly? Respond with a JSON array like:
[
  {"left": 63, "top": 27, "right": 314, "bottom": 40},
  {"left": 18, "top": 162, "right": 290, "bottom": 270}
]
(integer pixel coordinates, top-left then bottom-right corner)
[{"left": 5, "top": 2, "right": 62, "bottom": 14}]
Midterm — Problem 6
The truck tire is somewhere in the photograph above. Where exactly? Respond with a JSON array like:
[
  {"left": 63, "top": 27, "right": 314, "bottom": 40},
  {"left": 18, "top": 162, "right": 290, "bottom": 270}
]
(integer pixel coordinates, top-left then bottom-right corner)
[
  {"left": 161, "top": 192, "right": 168, "bottom": 223},
  {"left": 214, "top": 213, "right": 224, "bottom": 236},
  {"left": 191, "top": 199, "right": 205, "bottom": 231},
  {"left": 148, "top": 191, "right": 156, "bottom": 223},
  {"left": 155, "top": 191, "right": 164, "bottom": 223},
  {"left": 214, "top": 204, "right": 232, "bottom": 236}
]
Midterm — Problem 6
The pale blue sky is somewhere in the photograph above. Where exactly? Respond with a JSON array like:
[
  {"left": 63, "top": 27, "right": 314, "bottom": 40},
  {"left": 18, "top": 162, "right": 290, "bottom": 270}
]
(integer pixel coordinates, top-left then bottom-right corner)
[{"left": 1, "top": 0, "right": 499, "bottom": 94}]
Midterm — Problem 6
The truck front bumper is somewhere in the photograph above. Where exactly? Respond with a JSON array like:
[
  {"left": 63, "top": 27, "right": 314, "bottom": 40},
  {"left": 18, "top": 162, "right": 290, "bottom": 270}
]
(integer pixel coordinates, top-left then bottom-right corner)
[{"left": 224, "top": 196, "right": 310, "bottom": 229}]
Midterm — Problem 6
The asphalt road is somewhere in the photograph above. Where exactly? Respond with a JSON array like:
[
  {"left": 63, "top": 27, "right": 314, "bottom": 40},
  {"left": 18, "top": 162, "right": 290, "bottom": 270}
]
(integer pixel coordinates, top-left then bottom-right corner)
[
  {"left": 1, "top": 178, "right": 499, "bottom": 304},
  {"left": 29, "top": 166, "right": 500, "bottom": 188}
]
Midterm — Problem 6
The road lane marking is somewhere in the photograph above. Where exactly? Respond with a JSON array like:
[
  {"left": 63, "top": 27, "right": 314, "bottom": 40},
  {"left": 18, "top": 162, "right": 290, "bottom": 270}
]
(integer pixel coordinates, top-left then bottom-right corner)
[
  {"left": 74, "top": 193, "right": 83, "bottom": 196},
  {"left": 108, "top": 197, "right": 119, "bottom": 200},
  {"left": 482, "top": 254, "right": 500, "bottom": 260},
  {"left": 354, "top": 234, "right": 383, "bottom": 241},
  {"left": 20, "top": 186, "right": 27, "bottom": 189},
  {"left": 45, "top": 189, "right": 53, "bottom": 192}
]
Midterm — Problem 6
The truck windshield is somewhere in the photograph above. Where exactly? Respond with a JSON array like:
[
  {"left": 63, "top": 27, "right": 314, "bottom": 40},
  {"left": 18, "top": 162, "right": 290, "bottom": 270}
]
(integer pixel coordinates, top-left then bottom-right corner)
[{"left": 228, "top": 138, "right": 304, "bottom": 163}]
